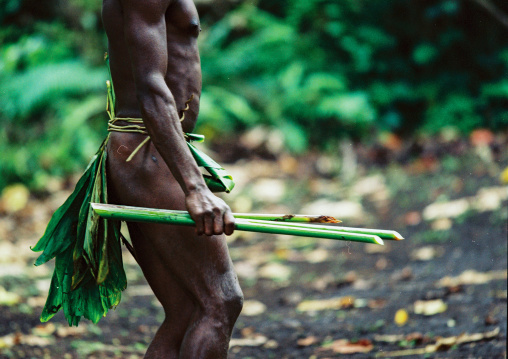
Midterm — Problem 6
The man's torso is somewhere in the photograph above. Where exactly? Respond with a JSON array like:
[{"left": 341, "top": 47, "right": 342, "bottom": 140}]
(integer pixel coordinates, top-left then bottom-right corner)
[{"left": 102, "top": 0, "right": 202, "bottom": 133}]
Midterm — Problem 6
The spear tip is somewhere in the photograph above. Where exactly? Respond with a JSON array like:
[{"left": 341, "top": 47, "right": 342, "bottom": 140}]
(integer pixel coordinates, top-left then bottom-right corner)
[{"left": 393, "top": 232, "right": 404, "bottom": 240}]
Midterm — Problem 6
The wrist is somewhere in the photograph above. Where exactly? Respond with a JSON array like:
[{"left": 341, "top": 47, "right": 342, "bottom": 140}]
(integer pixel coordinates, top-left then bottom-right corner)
[{"left": 184, "top": 180, "right": 207, "bottom": 195}]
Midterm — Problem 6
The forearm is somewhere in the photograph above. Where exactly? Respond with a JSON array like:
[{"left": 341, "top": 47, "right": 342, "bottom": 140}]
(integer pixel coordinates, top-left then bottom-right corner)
[
  {"left": 118, "top": 0, "right": 234, "bottom": 235},
  {"left": 137, "top": 79, "right": 206, "bottom": 195}
]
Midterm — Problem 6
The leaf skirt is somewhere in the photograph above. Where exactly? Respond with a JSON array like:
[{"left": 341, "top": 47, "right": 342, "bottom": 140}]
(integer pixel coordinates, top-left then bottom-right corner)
[{"left": 31, "top": 136, "right": 126, "bottom": 326}]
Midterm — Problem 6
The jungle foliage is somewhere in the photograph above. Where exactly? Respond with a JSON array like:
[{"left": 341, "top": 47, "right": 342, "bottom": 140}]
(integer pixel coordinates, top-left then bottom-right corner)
[{"left": 1, "top": 0, "right": 508, "bottom": 190}]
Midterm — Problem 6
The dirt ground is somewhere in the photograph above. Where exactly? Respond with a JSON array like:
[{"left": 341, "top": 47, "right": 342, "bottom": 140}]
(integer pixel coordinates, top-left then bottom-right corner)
[{"left": 0, "top": 134, "right": 507, "bottom": 359}]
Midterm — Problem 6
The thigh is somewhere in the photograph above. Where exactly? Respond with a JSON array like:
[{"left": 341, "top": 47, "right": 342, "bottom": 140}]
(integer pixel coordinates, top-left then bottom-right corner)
[
  {"left": 127, "top": 221, "right": 236, "bottom": 311},
  {"left": 106, "top": 134, "right": 238, "bottom": 311}
]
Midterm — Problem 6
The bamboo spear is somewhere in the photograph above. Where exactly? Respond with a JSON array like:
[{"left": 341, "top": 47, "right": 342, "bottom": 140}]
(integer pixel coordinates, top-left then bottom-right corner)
[
  {"left": 158, "top": 209, "right": 403, "bottom": 240},
  {"left": 91, "top": 203, "right": 386, "bottom": 245}
]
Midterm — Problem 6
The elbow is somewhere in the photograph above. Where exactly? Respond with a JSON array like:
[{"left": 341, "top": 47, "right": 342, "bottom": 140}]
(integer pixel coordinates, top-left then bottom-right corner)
[{"left": 135, "top": 74, "right": 173, "bottom": 111}]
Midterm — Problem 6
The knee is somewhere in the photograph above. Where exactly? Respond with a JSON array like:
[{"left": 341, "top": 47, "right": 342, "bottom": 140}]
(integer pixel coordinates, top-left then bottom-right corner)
[
  {"left": 223, "top": 286, "right": 244, "bottom": 322},
  {"left": 204, "top": 274, "right": 243, "bottom": 326}
]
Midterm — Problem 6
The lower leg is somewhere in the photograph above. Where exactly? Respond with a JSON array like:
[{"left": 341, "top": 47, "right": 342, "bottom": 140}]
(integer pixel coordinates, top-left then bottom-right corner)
[
  {"left": 143, "top": 319, "right": 182, "bottom": 359},
  {"left": 179, "top": 317, "right": 229, "bottom": 359},
  {"left": 119, "top": 218, "right": 243, "bottom": 358},
  {"left": 179, "top": 297, "right": 243, "bottom": 359}
]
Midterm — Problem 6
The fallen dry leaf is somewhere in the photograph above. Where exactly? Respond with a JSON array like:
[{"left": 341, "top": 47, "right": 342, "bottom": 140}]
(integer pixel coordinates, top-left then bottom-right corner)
[
  {"left": 251, "top": 179, "right": 286, "bottom": 203},
  {"left": 0, "top": 332, "right": 55, "bottom": 349},
  {"left": 56, "top": 325, "right": 87, "bottom": 337},
  {"left": 343, "top": 270, "right": 358, "bottom": 283},
  {"left": 494, "top": 290, "right": 507, "bottom": 299},
  {"left": 297, "top": 296, "right": 355, "bottom": 312},
  {"left": 414, "top": 299, "right": 447, "bottom": 316},
  {"left": 394, "top": 309, "right": 409, "bottom": 326},
  {"left": 310, "top": 273, "right": 335, "bottom": 291},
  {"left": 423, "top": 187, "right": 507, "bottom": 221},
  {"left": 1, "top": 183, "right": 30, "bottom": 213},
  {"left": 376, "top": 257, "right": 389, "bottom": 270},
  {"left": 374, "top": 332, "right": 428, "bottom": 345},
  {"left": 368, "top": 298, "right": 387, "bottom": 309},
  {"left": 501, "top": 167, "right": 508, "bottom": 184},
  {"left": 0, "top": 242, "right": 18, "bottom": 264},
  {"left": 470, "top": 129, "right": 494, "bottom": 146},
  {"left": 382, "top": 132, "right": 402, "bottom": 150},
  {"left": 264, "top": 339, "right": 279, "bottom": 349},
  {"left": 241, "top": 300, "right": 267, "bottom": 316},
  {"left": 364, "top": 243, "right": 389, "bottom": 254},
  {"left": 353, "top": 174, "right": 388, "bottom": 197},
  {"left": 320, "top": 339, "right": 373, "bottom": 354},
  {"left": 277, "top": 154, "right": 299, "bottom": 175},
  {"left": 376, "top": 327, "right": 500, "bottom": 357},
  {"left": 404, "top": 211, "right": 421, "bottom": 226},
  {"left": 485, "top": 315, "right": 499, "bottom": 325},
  {"left": 405, "top": 332, "right": 426, "bottom": 345},
  {"left": 19, "top": 334, "right": 55, "bottom": 347},
  {"left": 375, "top": 347, "right": 428, "bottom": 357},
  {"left": 240, "top": 327, "right": 255, "bottom": 338},
  {"left": 229, "top": 335, "right": 268, "bottom": 348},
  {"left": 297, "top": 336, "right": 319, "bottom": 347},
  {"left": 31, "top": 323, "right": 56, "bottom": 337},
  {"left": 437, "top": 269, "right": 507, "bottom": 287},
  {"left": 374, "top": 333, "right": 406, "bottom": 343},
  {"left": 27, "top": 296, "right": 47, "bottom": 308},
  {"left": 472, "top": 187, "right": 507, "bottom": 212},
  {"left": 305, "top": 248, "right": 329, "bottom": 263},
  {"left": 258, "top": 262, "right": 292, "bottom": 281},
  {"left": 274, "top": 248, "right": 290, "bottom": 260},
  {"left": 431, "top": 218, "right": 452, "bottom": 230},
  {"left": 390, "top": 267, "right": 413, "bottom": 282},
  {"left": 423, "top": 198, "right": 470, "bottom": 220},
  {"left": 233, "top": 261, "right": 258, "bottom": 280},
  {"left": 410, "top": 246, "right": 443, "bottom": 261},
  {"left": 0, "top": 286, "right": 21, "bottom": 306},
  {"left": 429, "top": 326, "right": 500, "bottom": 351}
]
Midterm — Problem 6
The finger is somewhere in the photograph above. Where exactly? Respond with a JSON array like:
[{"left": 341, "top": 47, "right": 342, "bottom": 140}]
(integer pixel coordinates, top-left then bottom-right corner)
[
  {"left": 194, "top": 212, "right": 205, "bottom": 236},
  {"left": 213, "top": 210, "right": 224, "bottom": 235},
  {"left": 203, "top": 210, "right": 215, "bottom": 236},
  {"left": 224, "top": 210, "right": 235, "bottom": 236}
]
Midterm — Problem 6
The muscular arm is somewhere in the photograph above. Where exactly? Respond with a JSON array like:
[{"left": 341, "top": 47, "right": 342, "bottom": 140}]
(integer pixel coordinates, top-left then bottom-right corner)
[{"left": 119, "top": 0, "right": 234, "bottom": 235}]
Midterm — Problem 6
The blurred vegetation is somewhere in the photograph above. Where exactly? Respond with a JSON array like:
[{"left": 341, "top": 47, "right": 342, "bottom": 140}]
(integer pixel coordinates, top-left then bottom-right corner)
[{"left": 1, "top": 0, "right": 508, "bottom": 191}]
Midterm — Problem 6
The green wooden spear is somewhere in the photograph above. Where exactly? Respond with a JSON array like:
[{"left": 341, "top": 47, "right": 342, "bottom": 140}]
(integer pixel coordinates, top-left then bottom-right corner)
[
  {"left": 91, "top": 203, "right": 386, "bottom": 245},
  {"left": 92, "top": 204, "right": 402, "bottom": 241}
]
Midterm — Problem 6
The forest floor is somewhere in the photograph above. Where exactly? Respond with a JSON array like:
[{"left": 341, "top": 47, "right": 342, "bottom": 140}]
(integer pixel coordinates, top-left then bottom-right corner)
[{"left": 0, "top": 132, "right": 507, "bottom": 359}]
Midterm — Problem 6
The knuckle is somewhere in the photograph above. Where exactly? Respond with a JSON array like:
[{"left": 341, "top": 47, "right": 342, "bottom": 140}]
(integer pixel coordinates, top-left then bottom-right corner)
[{"left": 194, "top": 210, "right": 204, "bottom": 218}]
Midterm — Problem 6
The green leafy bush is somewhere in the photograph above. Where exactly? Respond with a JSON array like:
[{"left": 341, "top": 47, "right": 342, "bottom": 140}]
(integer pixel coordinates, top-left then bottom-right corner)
[{"left": 1, "top": 0, "right": 507, "bottom": 190}]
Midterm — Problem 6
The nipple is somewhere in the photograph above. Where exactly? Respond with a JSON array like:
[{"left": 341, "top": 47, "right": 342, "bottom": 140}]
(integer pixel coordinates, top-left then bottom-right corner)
[{"left": 189, "top": 20, "right": 201, "bottom": 36}]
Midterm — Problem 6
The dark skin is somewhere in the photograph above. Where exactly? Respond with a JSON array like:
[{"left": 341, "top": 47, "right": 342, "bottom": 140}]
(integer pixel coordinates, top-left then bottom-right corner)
[{"left": 102, "top": 0, "right": 243, "bottom": 357}]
